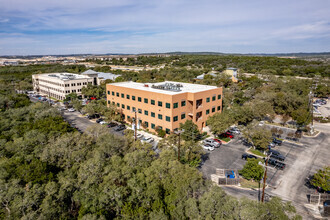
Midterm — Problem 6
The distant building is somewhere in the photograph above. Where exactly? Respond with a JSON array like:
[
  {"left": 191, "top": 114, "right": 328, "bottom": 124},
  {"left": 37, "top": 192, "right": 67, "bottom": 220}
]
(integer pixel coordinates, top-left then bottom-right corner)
[
  {"left": 107, "top": 81, "right": 223, "bottom": 133},
  {"left": 81, "top": 69, "right": 121, "bottom": 85},
  {"left": 32, "top": 73, "right": 94, "bottom": 100},
  {"left": 223, "top": 68, "right": 238, "bottom": 82},
  {"left": 195, "top": 71, "right": 218, "bottom": 80}
]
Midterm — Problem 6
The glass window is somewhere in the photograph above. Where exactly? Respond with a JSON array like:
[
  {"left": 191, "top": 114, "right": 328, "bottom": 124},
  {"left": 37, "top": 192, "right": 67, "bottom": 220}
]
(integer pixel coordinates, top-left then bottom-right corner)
[
  {"left": 144, "top": 98, "right": 148, "bottom": 104},
  {"left": 122, "top": 104, "right": 125, "bottom": 108},
  {"left": 138, "top": 97, "right": 142, "bottom": 102},
  {"left": 206, "top": 109, "right": 210, "bottom": 115},
  {"left": 217, "top": 106, "right": 221, "bottom": 111},
  {"left": 144, "top": 110, "right": 148, "bottom": 116},
  {"left": 166, "top": 103, "right": 171, "bottom": 109},
  {"left": 107, "top": 100, "right": 110, "bottom": 104},
  {"left": 112, "top": 91, "right": 115, "bottom": 96},
  {"left": 151, "top": 112, "right": 155, "bottom": 117},
  {"left": 127, "top": 94, "right": 130, "bottom": 99},
  {"left": 212, "top": 96, "right": 216, "bottom": 101},
  {"left": 181, "top": 113, "right": 186, "bottom": 119},
  {"left": 166, "top": 116, "right": 170, "bottom": 122},
  {"left": 173, "top": 116, "right": 178, "bottom": 122},
  {"left": 151, "top": 99, "right": 155, "bottom": 105},
  {"left": 206, "top": 97, "right": 210, "bottom": 103},
  {"left": 133, "top": 107, "right": 136, "bottom": 112},
  {"left": 181, "top": 100, "right": 186, "bottom": 106},
  {"left": 127, "top": 115, "right": 130, "bottom": 119},
  {"left": 173, "top": 102, "right": 178, "bottom": 108},
  {"left": 107, "top": 91, "right": 110, "bottom": 95},
  {"left": 116, "top": 92, "right": 119, "bottom": 97},
  {"left": 112, "top": 101, "right": 115, "bottom": 105},
  {"left": 121, "top": 93, "right": 124, "bottom": 98},
  {"left": 158, "top": 101, "right": 162, "bottom": 107},
  {"left": 127, "top": 105, "right": 130, "bottom": 110},
  {"left": 117, "top": 103, "right": 120, "bottom": 107},
  {"left": 138, "top": 108, "right": 142, "bottom": 113},
  {"left": 145, "top": 121, "right": 149, "bottom": 127},
  {"left": 132, "top": 96, "right": 136, "bottom": 101},
  {"left": 212, "top": 107, "right": 215, "bottom": 112},
  {"left": 166, "top": 128, "right": 170, "bottom": 134},
  {"left": 218, "top": 94, "right": 221, "bottom": 99},
  {"left": 151, "top": 123, "right": 155, "bottom": 129},
  {"left": 158, "top": 114, "right": 163, "bottom": 120}
]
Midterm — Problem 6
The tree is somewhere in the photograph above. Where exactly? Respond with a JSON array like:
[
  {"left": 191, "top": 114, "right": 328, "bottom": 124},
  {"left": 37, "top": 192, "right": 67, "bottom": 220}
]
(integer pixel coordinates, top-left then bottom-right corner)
[
  {"left": 207, "top": 111, "right": 234, "bottom": 135},
  {"left": 64, "top": 92, "right": 78, "bottom": 101},
  {"left": 179, "top": 120, "right": 200, "bottom": 141},
  {"left": 311, "top": 166, "right": 330, "bottom": 192},
  {"left": 239, "top": 159, "right": 264, "bottom": 181},
  {"left": 241, "top": 122, "right": 272, "bottom": 150},
  {"left": 291, "top": 108, "right": 310, "bottom": 126}
]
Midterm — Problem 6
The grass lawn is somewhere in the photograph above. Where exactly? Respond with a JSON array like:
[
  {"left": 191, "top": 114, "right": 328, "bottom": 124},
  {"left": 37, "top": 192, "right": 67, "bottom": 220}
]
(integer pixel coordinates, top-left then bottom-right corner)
[
  {"left": 248, "top": 149, "right": 266, "bottom": 157},
  {"left": 240, "top": 178, "right": 264, "bottom": 189},
  {"left": 219, "top": 137, "right": 231, "bottom": 142}
]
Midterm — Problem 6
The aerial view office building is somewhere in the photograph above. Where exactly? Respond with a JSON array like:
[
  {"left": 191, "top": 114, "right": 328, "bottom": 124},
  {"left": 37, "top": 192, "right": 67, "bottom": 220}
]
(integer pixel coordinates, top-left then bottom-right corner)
[
  {"left": 32, "top": 73, "right": 95, "bottom": 100},
  {"left": 106, "top": 81, "right": 223, "bottom": 133}
]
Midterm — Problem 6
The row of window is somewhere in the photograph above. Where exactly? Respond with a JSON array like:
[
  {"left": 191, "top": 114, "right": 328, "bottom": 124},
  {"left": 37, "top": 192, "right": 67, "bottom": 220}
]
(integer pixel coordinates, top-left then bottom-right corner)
[
  {"left": 64, "top": 82, "right": 90, "bottom": 87},
  {"left": 126, "top": 115, "right": 172, "bottom": 134}
]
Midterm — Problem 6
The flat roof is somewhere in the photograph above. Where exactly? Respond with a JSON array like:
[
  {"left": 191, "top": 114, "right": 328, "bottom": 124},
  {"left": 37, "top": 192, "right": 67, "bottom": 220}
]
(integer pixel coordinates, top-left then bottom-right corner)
[
  {"left": 36, "top": 73, "right": 91, "bottom": 81},
  {"left": 109, "top": 81, "right": 219, "bottom": 95}
]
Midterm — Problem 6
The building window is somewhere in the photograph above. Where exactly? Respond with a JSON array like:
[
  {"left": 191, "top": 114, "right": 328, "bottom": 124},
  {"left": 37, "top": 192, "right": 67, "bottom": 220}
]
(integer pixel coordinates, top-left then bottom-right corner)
[
  {"left": 166, "top": 128, "right": 170, "bottom": 134},
  {"left": 181, "top": 113, "right": 186, "bottom": 119},
  {"left": 158, "top": 101, "right": 162, "bottom": 107},
  {"left": 121, "top": 93, "right": 124, "bottom": 98},
  {"left": 144, "top": 98, "right": 148, "bottom": 104},
  {"left": 112, "top": 91, "right": 115, "bottom": 96},
  {"left": 132, "top": 96, "right": 136, "bottom": 101},
  {"left": 127, "top": 105, "right": 130, "bottom": 110},
  {"left": 151, "top": 112, "right": 155, "bottom": 117},
  {"left": 212, "top": 107, "right": 215, "bottom": 112},
  {"left": 138, "top": 108, "right": 142, "bottom": 113},
  {"left": 217, "top": 106, "right": 221, "bottom": 111},
  {"left": 173, "top": 116, "right": 178, "bottom": 122},
  {"left": 166, "top": 116, "right": 170, "bottom": 122},
  {"left": 173, "top": 102, "right": 178, "bottom": 109},
  {"left": 107, "top": 91, "right": 110, "bottom": 95},
  {"left": 127, "top": 115, "right": 130, "bottom": 119},
  {"left": 144, "top": 110, "right": 148, "bottom": 116},
  {"left": 108, "top": 100, "right": 110, "bottom": 104},
  {"left": 133, "top": 107, "right": 136, "bottom": 112},
  {"left": 126, "top": 94, "right": 130, "bottom": 99},
  {"left": 116, "top": 92, "right": 119, "bottom": 97},
  {"left": 138, "top": 97, "right": 142, "bottom": 102},
  {"left": 122, "top": 104, "right": 125, "bottom": 108},
  {"left": 112, "top": 101, "right": 115, "bottom": 105},
  {"left": 145, "top": 121, "right": 149, "bottom": 127},
  {"left": 151, "top": 123, "right": 155, "bottom": 129},
  {"left": 166, "top": 103, "right": 171, "bottom": 109},
  {"left": 212, "top": 96, "right": 216, "bottom": 101},
  {"left": 181, "top": 100, "right": 186, "bottom": 107},
  {"left": 206, "top": 97, "right": 210, "bottom": 103},
  {"left": 158, "top": 114, "right": 163, "bottom": 120},
  {"left": 206, "top": 109, "right": 210, "bottom": 115},
  {"left": 218, "top": 94, "right": 221, "bottom": 99},
  {"left": 151, "top": 99, "right": 155, "bottom": 105},
  {"left": 117, "top": 103, "right": 120, "bottom": 107}
]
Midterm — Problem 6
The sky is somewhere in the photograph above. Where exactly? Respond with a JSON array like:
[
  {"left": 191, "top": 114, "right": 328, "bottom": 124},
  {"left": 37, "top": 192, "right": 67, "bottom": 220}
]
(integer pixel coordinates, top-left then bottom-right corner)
[{"left": 0, "top": 0, "right": 329, "bottom": 55}]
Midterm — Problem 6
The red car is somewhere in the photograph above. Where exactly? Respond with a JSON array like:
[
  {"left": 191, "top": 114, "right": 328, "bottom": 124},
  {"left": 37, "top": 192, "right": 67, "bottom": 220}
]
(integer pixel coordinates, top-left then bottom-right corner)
[
  {"left": 219, "top": 133, "right": 234, "bottom": 139},
  {"left": 213, "top": 139, "right": 222, "bottom": 144}
]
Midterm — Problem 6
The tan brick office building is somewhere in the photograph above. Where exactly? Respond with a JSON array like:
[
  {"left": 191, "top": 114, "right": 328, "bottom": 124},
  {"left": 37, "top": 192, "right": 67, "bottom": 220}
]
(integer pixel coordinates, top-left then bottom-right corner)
[{"left": 106, "top": 81, "right": 222, "bottom": 133}]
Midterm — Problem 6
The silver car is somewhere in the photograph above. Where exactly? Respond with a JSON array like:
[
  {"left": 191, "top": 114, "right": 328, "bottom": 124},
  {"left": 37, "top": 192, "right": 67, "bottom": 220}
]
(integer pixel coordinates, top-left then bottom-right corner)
[{"left": 203, "top": 139, "right": 220, "bottom": 148}]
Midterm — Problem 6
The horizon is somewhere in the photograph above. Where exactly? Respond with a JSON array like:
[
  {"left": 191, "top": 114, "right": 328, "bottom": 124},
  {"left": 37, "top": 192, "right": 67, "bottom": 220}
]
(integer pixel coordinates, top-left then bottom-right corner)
[{"left": 0, "top": 0, "right": 329, "bottom": 55}]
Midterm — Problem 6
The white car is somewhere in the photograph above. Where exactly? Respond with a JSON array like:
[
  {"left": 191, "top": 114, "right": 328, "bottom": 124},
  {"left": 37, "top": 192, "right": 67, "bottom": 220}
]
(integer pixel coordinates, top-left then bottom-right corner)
[
  {"left": 68, "top": 108, "right": 75, "bottom": 112},
  {"left": 136, "top": 133, "right": 144, "bottom": 139},
  {"left": 100, "top": 121, "right": 107, "bottom": 125},
  {"left": 202, "top": 144, "right": 215, "bottom": 151},
  {"left": 141, "top": 137, "right": 154, "bottom": 143}
]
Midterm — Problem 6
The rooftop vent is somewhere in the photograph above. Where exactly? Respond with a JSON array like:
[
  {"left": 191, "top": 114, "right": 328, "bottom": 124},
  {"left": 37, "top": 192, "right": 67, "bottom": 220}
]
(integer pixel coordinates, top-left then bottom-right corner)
[{"left": 151, "top": 83, "right": 182, "bottom": 92}]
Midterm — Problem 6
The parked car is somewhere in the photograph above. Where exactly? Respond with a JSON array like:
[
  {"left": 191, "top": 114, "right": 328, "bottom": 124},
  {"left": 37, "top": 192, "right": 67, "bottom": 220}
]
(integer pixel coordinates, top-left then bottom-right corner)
[
  {"left": 241, "top": 153, "right": 257, "bottom": 160},
  {"left": 203, "top": 139, "right": 220, "bottom": 148},
  {"left": 96, "top": 118, "right": 104, "bottom": 123},
  {"left": 114, "top": 124, "right": 126, "bottom": 131},
  {"left": 202, "top": 144, "right": 215, "bottom": 151},
  {"left": 273, "top": 138, "right": 282, "bottom": 145},
  {"left": 219, "top": 132, "right": 234, "bottom": 139},
  {"left": 136, "top": 133, "right": 144, "bottom": 139},
  {"left": 269, "top": 142, "right": 276, "bottom": 148},
  {"left": 229, "top": 127, "right": 240, "bottom": 134},
  {"left": 270, "top": 153, "right": 285, "bottom": 161},
  {"left": 100, "top": 121, "right": 107, "bottom": 125},
  {"left": 141, "top": 136, "right": 154, "bottom": 143},
  {"left": 268, "top": 149, "right": 282, "bottom": 156},
  {"left": 213, "top": 138, "right": 222, "bottom": 145},
  {"left": 87, "top": 114, "right": 100, "bottom": 119},
  {"left": 68, "top": 108, "right": 75, "bottom": 112},
  {"left": 107, "top": 122, "right": 118, "bottom": 128},
  {"left": 267, "top": 158, "right": 286, "bottom": 170}
]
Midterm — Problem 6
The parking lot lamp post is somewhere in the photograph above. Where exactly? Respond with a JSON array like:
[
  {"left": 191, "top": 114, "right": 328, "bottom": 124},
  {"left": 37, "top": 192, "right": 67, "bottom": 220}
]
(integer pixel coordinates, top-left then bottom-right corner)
[{"left": 261, "top": 153, "right": 271, "bottom": 203}]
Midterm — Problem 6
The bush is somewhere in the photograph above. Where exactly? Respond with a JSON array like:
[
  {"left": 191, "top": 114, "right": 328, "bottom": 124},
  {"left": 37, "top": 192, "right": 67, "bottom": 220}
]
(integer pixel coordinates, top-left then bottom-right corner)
[{"left": 239, "top": 159, "right": 264, "bottom": 181}]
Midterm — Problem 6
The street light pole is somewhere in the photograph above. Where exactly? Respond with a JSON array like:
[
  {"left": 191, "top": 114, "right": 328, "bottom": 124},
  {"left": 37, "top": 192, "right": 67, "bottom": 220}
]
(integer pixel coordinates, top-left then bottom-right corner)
[
  {"left": 261, "top": 153, "right": 271, "bottom": 203},
  {"left": 134, "top": 110, "right": 137, "bottom": 141}
]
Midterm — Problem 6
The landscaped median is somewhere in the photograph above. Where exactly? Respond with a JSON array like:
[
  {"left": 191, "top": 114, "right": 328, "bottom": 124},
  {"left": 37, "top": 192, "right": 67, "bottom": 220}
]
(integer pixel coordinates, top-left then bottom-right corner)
[
  {"left": 247, "top": 148, "right": 266, "bottom": 158},
  {"left": 240, "top": 178, "right": 265, "bottom": 189}
]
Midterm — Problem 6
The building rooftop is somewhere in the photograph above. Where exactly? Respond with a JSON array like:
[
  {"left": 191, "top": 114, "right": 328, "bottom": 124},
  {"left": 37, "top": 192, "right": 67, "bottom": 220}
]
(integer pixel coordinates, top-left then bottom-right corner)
[
  {"left": 82, "top": 69, "right": 121, "bottom": 80},
  {"left": 109, "top": 81, "right": 219, "bottom": 95},
  {"left": 40, "top": 73, "right": 91, "bottom": 81}
]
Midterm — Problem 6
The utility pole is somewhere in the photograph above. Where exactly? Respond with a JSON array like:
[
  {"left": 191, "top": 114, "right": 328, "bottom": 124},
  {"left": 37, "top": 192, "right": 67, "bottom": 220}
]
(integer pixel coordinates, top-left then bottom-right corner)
[
  {"left": 134, "top": 110, "right": 137, "bottom": 141},
  {"left": 261, "top": 153, "right": 271, "bottom": 203},
  {"left": 174, "top": 129, "right": 183, "bottom": 161}
]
